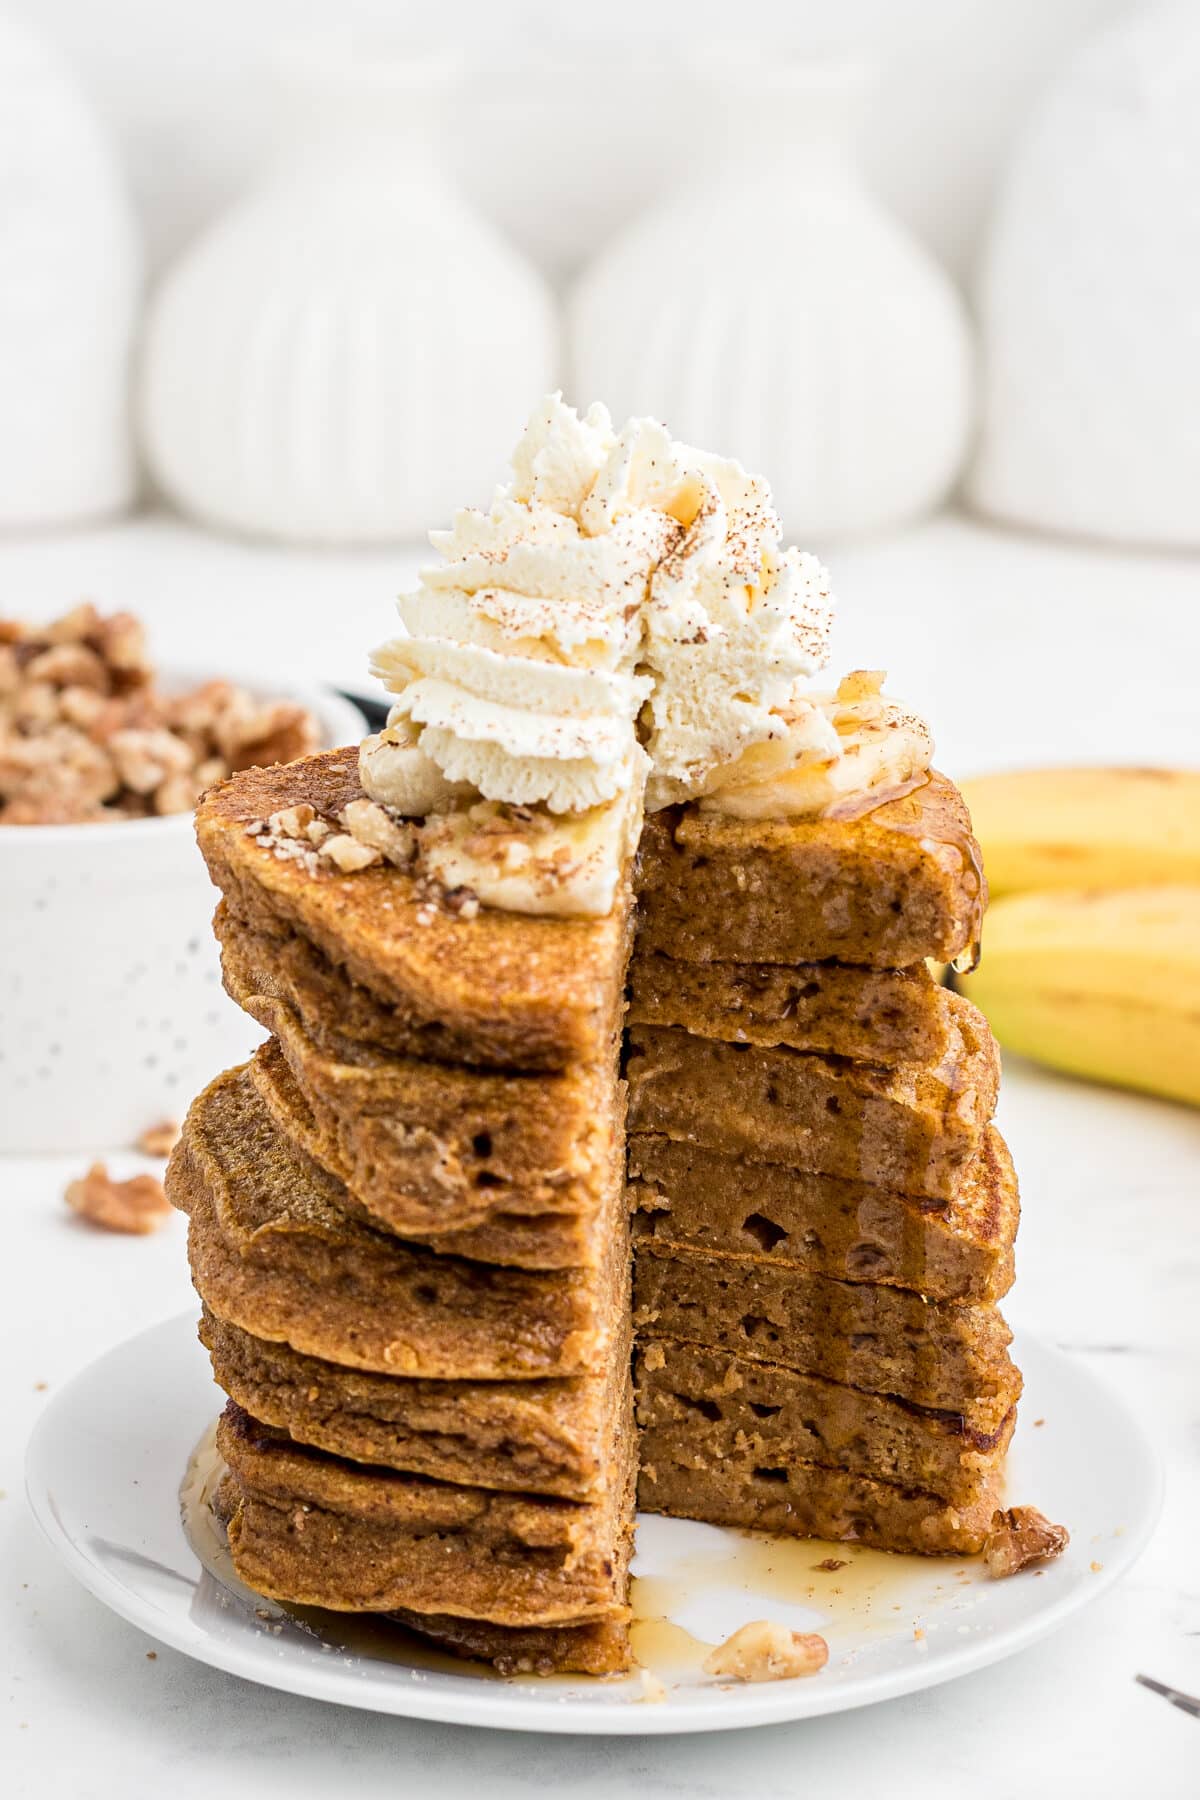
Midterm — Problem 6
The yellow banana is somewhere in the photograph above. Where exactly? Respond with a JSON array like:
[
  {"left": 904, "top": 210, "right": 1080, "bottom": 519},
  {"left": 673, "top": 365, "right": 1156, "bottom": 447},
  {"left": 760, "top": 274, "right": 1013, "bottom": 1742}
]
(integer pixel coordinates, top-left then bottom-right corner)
[
  {"left": 956, "top": 886, "right": 1200, "bottom": 1107},
  {"left": 961, "top": 767, "right": 1200, "bottom": 898}
]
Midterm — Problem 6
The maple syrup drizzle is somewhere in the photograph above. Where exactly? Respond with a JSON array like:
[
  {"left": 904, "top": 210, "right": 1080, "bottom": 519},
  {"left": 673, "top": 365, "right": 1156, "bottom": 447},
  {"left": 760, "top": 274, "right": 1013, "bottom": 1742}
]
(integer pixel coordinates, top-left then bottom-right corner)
[
  {"left": 183, "top": 1426, "right": 982, "bottom": 1693},
  {"left": 629, "top": 1525, "right": 947, "bottom": 1681},
  {"left": 629, "top": 1609, "right": 712, "bottom": 1674},
  {"left": 178, "top": 1419, "right": 235, "bottom": 1581},
  {"left": 833, "top": 772, "right": 987, "bottom": 974},
  {"left": 819, "top": 772, "right": 930, "bottom": 823}
]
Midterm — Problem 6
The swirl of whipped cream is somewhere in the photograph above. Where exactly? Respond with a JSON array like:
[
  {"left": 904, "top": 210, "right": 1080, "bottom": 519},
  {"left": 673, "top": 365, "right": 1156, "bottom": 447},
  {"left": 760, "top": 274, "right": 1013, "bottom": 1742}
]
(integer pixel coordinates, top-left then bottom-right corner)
[{"left": 362, "top": 395, "right": 836, "bottom": 820}]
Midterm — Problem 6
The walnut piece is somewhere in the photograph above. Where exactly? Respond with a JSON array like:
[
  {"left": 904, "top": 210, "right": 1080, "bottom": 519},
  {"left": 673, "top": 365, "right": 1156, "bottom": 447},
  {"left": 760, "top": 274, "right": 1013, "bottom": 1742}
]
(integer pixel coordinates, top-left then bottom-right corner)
[
  {"left": 442, "top": 884, "right": 480, "bottom": 919},
  {"left": 216, "top": 694, "right": 317, "bottom": 772},
  {"left": 268, "top": 804, "right": 316, "bottom": 839},
  {"left": 25, "top": 643, "right": 109, "bottom": 690},
  {"left": 341, "top": 796, "right": 417, "bottom": 867},
  {"left": 65, "top": 1162, "right": 171, "bottom": 1235},
  {"left": 319, "top": 832, "right": 382, "bottom": 872},
  {"left": 703, "top": 1621, "right": 829, "bottom": 1683},
  {"left": 136, "top": 1118, "right": 180, "bottom": 1158},
  {"left": 0, "top": 605, "right": 322, "bottom": 824},
  {"left": 153, "top": 771, "right": 205, "bottom": 816},
  {"left": 109, "top": 726, "right": 193, "bottom": 795},
  {"left": 983, "top": 1506, "right": 1070, "bottom": 1579},
  {"left": 93, "top": 609, "right": 151, "bottom": 680}
]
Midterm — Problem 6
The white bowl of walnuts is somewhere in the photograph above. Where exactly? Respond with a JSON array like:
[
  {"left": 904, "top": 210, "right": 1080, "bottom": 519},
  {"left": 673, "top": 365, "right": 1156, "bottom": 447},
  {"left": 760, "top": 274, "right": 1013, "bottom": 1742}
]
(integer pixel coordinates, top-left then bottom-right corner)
[{"left": 0, "top": 605, "right": 364, "bottom": 1152}]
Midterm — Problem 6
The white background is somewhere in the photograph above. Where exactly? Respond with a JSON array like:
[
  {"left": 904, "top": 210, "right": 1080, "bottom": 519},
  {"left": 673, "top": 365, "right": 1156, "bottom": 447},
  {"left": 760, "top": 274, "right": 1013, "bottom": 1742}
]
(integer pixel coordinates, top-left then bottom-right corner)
[{"left": 14, "top": 0, "right": 1132, "bottom": 287}]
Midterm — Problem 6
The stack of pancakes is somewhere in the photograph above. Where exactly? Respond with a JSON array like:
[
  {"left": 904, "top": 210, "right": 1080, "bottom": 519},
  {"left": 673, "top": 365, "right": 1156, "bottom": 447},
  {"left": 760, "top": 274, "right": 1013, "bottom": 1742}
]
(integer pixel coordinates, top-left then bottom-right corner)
[
  {"left": 627, "top": 776, "right": 1021, "bottom": 1553},
  {"left": 168, "top": 748, "right": 1019, "bottom": 1677},
  {"left": 166, "top": 750, "right": 638, "bottom": 1675}
]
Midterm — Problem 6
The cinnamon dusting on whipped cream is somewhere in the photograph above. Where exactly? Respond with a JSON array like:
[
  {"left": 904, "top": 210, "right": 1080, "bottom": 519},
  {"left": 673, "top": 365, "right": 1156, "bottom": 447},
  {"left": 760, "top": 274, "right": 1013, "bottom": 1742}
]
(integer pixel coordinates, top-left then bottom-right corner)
[{"left": 358, "top": 397, "right": 933, "bottom": 917}]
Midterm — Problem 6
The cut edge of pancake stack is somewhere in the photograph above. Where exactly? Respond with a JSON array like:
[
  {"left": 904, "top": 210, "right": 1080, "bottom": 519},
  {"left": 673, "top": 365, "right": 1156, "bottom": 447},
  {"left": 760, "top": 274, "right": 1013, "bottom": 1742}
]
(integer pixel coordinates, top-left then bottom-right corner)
[
  {"left": 628, "top": 785, "right": 1021, "bottom": 1555},
  {"left": 166, "top": 749, "right": 639, "bottom": 1677}
]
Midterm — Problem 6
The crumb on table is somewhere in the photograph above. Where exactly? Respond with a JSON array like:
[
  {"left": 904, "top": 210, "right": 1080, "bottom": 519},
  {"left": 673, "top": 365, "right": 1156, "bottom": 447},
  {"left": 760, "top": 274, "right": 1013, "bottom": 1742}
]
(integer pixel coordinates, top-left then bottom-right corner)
[
  {"left": 136, "top": 1119, "right": 180, "bottom": 1158},
  {"left": 65, "top": 1162, "right": 171, "bottom": 1235}
]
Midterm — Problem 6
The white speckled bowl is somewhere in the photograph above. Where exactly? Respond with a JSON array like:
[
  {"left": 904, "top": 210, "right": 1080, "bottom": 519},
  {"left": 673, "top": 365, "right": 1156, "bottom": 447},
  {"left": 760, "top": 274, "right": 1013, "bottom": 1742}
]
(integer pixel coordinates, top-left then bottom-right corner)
[{"left": 0, "top": 677, "right": 364, "bottom": 1152}]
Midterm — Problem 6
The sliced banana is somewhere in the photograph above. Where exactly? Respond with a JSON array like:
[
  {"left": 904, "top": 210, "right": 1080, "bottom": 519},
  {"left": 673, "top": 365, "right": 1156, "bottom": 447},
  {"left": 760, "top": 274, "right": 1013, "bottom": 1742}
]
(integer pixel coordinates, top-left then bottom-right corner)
[
  {"left": 698, "top": 671, "right": 934, "bottom": 821},
  {"left": 358, "top": 723, "right": 474, "bottom": 817},
  {"left": 420, "top": 788, "right": 642, "bottom": 919}
]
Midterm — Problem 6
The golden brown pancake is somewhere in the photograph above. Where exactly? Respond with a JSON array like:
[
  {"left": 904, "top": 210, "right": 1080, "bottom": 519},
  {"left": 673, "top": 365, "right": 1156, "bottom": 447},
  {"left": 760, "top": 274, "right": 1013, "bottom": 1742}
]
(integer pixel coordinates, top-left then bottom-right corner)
[
  {"left": 628, "top": 952, "right": 954, "bottom": 1065},
  {"left": 638, "top": 1441, "right": 1003, "bottom": 1555},
  {"left": 168, "top": 1065, "right": 628, "bottom": 1381},
  {"left": 634, "top": 1242, "right": 1016, "bottom": 1416},
  {"left": 635, "top": 1338, "right": 1018, "bottom": 1505},
  {"left": 629, "top": 1126, "right": 1018, "bottom": 1304},
  {"left": 636, "top": 772, "right": 986, "bottom": 968},
  {"left": 626, "top": 1008, "right": 999, "bottom": 1202},
  {"left": 196, "top": 748, "right": 633, "bottom": 1073},
  {"left": 200, "top": 1304, "right": 630, "bottom": 1500},
  {"left": 215, "top": 1403, "right": 636, "bottom": 1629}
]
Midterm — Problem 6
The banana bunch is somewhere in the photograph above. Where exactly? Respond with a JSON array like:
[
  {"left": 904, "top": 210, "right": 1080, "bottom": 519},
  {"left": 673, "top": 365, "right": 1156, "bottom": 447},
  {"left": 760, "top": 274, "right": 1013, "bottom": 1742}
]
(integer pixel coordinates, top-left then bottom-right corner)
[
  {"left": 954, "top": 769, "right": 1200, "bottom": 1107},
  {"left": 961, "top": 767, "right": 1200, "bottom": 896}
]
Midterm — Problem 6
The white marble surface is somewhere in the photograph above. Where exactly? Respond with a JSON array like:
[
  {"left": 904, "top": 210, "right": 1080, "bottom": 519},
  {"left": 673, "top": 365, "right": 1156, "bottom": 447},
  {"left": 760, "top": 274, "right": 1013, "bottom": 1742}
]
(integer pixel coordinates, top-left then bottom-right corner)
[{"left": 4, "top": 512, "right": 1199, "bottom": 1796}]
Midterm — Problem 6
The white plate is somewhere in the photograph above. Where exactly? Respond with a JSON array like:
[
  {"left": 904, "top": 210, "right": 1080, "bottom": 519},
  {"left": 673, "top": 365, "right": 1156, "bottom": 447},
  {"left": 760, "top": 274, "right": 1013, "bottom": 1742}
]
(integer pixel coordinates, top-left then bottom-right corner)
[{"left": 25, "top": 1313, "right": 1160, "bottom": 1736}]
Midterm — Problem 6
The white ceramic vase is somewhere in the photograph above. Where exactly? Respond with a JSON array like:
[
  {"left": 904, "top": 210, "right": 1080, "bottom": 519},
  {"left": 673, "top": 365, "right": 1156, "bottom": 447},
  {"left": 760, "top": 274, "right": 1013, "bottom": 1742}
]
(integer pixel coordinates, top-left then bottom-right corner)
[
  {"left": 139, "top": 46, "right": 557, "bottom": 543},
  {"left": 0, "top": 14, "right": 140, "bottom": 528},
  {"left": 568, "top": 61, "right": 973, "bottom": 542},
  {"left": 970, "top": 3, "right": 1200, "bottom": 549}
]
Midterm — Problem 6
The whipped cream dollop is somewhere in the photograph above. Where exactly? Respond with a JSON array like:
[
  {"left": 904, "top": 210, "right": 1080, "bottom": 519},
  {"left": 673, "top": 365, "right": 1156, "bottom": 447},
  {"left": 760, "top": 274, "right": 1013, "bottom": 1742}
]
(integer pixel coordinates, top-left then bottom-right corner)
[
  {"left": 360, "top": 397, "right": 932, "bottom": 916},
  {"left": 363, "top": 395, "right": 834, "bottom": 818}
]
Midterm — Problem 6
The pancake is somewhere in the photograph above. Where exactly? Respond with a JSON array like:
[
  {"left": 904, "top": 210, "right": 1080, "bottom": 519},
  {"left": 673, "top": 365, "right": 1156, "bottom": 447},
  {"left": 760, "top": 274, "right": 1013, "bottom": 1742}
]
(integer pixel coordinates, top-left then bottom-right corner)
[
  {"left": 635, "top": 1338, "right": 1018, "bottom": 1506},
  {"left": 215, "top": 1403, "right": 636, "bottom": 1631},
  {"left": 628, "top": 953, "right": 954, "bottom": 1065},
  {"left": 228, "top": 989, "right": 618, "bottom": 1255},
  {"left": 168, "top": 1065, "right": 628, "bottom": 1382},
  {"left": 196, "top": 747, "right": 633, "bottom": 1073},
  {"left": 179, "top": 750, "right": 1020, "bottom": 1619},
  {"left": 209, "top": 1465, "right": 631, "bottom": 1675},
  {"left": 636, "top": 772, "right": 986, "bottom": 969},
  {"left": 200, "top": 1305, "right": 631, "bottom": 1500},
  {"left": 634, "top": 1242, "right": 1016, "bottom": 1416},
  {"left": 629, "top": 1126, "right": 1019, "bottom": 1304},
  {"left": 626, "top": 1011, "right": 999, "bottom": 1201},
  {"left": 248, "top": 1037, "right": 619, "bottom": 1271},
  {"left": 638, "top": 1438, "right": 1003, "bottom": 1555}
]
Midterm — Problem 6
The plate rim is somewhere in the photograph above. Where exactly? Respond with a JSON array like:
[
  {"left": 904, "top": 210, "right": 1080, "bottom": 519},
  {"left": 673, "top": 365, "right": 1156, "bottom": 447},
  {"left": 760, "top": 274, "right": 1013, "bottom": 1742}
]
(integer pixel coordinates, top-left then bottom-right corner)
[{"left": 24, "top": 1311, "right": 1165, "bottom": 1736}]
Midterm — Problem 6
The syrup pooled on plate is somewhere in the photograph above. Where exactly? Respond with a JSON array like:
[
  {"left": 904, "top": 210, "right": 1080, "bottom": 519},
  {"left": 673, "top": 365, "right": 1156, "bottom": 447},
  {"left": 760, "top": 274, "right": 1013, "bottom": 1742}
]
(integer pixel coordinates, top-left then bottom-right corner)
[{"left": 629, "top": 1520, "right": 959, "bottom": 1684}]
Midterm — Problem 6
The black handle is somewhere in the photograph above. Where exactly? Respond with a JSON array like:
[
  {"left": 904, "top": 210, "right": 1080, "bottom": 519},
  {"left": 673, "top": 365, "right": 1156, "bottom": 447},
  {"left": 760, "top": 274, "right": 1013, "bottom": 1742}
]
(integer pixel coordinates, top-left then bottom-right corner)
[{"left": 336, "top": 688, "right": 390, "bottom": 732}]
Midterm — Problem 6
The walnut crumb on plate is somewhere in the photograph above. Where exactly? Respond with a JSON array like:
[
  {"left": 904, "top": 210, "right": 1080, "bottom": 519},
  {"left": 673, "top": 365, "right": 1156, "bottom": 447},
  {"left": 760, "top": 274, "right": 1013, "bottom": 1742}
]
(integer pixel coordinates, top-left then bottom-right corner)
[
  {"left": 703, "top": 1620, "right": 829, "bottom": 1683},
  {"left": 984, "top": 1506, "right": 1070, "bottom": 1579}
]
